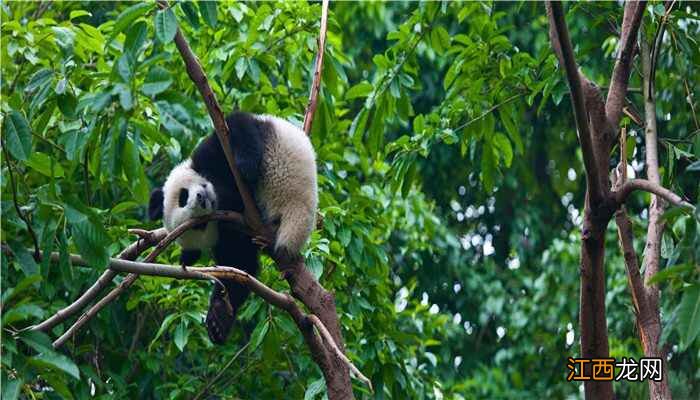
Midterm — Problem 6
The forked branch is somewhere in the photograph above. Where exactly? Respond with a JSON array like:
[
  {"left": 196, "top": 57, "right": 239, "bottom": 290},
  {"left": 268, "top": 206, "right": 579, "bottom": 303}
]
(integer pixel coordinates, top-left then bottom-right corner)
[{"left": 615, "top": 179, "right": 694, "bottom": 209}]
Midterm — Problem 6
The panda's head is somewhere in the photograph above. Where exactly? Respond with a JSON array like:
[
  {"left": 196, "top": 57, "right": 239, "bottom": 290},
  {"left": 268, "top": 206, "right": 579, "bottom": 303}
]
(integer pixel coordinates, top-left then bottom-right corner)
[{"left": 149, "top": 160, "right": 218, "bottom": 231}]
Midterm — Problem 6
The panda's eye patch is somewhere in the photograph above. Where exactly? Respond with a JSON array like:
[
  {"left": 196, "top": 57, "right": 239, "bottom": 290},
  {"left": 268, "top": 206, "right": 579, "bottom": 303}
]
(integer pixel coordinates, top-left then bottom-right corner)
[{"left": 178, "top": 188, "right": 188, "bottom": 207}]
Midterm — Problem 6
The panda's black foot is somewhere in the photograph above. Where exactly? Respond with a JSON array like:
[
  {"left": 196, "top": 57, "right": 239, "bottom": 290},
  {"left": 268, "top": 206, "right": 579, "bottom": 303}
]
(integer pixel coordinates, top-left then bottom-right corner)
[{"left": 206, "top": 285, "right": 235, "bottom": 345}]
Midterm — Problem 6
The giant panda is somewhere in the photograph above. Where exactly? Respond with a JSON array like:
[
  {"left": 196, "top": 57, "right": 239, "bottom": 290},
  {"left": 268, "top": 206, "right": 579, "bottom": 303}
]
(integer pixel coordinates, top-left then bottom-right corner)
[{"left": 149, "top": 111, "right": 317, "bottom": 344}]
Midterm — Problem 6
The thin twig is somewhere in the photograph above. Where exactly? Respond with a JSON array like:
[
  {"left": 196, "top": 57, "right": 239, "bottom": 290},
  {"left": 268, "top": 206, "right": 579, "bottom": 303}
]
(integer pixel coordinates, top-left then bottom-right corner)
[
  {"left": 302, "top": 0, "right": 330, "bottom": 135},
  {"left": 649, "top": 0, "right": 676, "bottom": 100},
  {"left": 193, "top": 341, "right": 251, "bottom": 400},
  {"left": 454, "top": 93, "right": 523, "bottom": 133},
  {"left": 2, "top": 142, "right": 41, "bottom": 259}
]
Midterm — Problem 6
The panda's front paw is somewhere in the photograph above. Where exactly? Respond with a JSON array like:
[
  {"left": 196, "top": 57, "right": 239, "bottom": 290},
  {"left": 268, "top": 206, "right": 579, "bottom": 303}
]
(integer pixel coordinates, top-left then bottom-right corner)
[{"left": 251, "top": 235, "right": 271, "bottom": 249}]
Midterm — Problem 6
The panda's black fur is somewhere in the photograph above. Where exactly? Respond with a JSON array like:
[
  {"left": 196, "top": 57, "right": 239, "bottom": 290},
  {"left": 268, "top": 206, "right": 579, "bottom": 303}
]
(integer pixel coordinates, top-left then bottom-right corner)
[{"left": 149, "top": 111, "right": 317, "bottom": 344}]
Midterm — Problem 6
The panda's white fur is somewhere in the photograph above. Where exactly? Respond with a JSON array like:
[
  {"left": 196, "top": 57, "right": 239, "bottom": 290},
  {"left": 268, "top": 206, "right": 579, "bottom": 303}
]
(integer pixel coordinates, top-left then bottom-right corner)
[
  {"left": 162, "top": 159, "right": 219, "bottom": 251},
  {"left": 254, "top": 115, "right": 317, "bottom": 255}
]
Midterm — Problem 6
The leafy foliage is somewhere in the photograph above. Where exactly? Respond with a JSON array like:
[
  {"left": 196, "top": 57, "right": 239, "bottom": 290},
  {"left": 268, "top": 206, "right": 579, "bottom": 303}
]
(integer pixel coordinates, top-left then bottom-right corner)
[{"left": 1, "top": 1, "right": 699, "bottom": 399}]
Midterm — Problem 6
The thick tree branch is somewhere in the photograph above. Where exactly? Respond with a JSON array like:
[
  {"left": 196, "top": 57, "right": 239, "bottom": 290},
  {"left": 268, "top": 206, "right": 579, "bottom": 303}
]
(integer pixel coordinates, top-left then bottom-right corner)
[
  {"left": 545, "top": 2, "right": 602, "bottom": 202},
  {"left": 606, "top": 1, "right": 646, "bottom": 128},
  {"left": 302, "top": 0, "right": 329, "bottom": 135},
  {"left": 615, "top": 179, "right": 693, "bottom": 209}
]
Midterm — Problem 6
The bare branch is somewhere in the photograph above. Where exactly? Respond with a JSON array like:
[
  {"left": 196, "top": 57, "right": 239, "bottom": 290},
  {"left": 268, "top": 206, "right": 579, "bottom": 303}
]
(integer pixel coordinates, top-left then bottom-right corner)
[
  {"left": 615, "top": 179, "right": 694, "bottom": 209},
  {"left": 51, "top": 212, "right": 246, "bottom": 347},
  {"left": 309, "top": 315, "right": 373, "bottom": 393},
  {"left": 302, "top": 0, "right": 329, "bottom": 135},
  {"left": 606, "top": 1, "right": 646, "bottom": 127},
  {"left": 545, "top": 2, "right": 602, "bottom": 201},
  {"left": 29, "top": 228, "right": 167, "bottom": 332}
]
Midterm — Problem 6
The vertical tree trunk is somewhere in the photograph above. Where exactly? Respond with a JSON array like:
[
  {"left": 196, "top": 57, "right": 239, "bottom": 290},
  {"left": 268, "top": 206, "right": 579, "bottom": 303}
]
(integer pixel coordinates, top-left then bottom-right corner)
[{"left": 580, "top": 196, "right": 614, "bottom": 399}]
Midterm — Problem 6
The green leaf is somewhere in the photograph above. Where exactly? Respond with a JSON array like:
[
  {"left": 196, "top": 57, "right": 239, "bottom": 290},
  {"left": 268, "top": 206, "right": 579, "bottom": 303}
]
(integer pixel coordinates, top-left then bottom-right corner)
[
  {"left": 493, "top": 133, "right": 513, "bottom": 167},
  {"left": 199, "top": 1, "right": 218, "bottom": 28},
  {"left": 235, "top": 57, "right": 247, "bottom": 80},
  {"left": 481, "top": 143, "right": 496, "bottom": 192},
  {"left": 249, "top": 319, "right": 270, "bottom": 352},
  {"left": 25, "top": 69, "right": 54, "bottom": 92},
  {"left": 57, "top": 93, "right": 77, "bottom": 117},
  {"left": 151, "top": 313, "right": 179, "bottom": 348},
  {"left": 1, "top": 304, "right": 44, "bottom": 326},
  {"left": 180, "top": 2, "right": 200, "bottom": 28},
  {"left": 677, "top": 285, "right": 700, "bottom": 350},
  {"left": 346, "top": 81, "right": 373, "bottom": 100},
  {"left": 647, "top": 264, "right": 693, "bottom": 285},
  {"left": 69, "top": 10, "right": 91, "bottom": 20},
  {"left": 25, "top": 152, "right": 65, "bottom": 177},
  {"left": 3, "top": 111, "right": 33, "bottom": 161},
  {"left": 142, "top": 66, "right": 173, "bottom": 96},
  {"left": 71, "top": 219, "right": 110, "bottom": 269},
  {"left": 116, "top": 54, "right": 133, "bottom": 82},
  {"left": 114, "top": 84, "right": 133, "bottom": 110},
  {"left": 174, "top": 320, "right": 189, "bottom": 351},
  {"left": 304, "top": 378, "right": 326, "bottom": 400},
  {"left": 367, "top": 97, "right": 386, "bottom": 156},
  {"left": 110, "top": 2, "right": 152, "bottom": 42},
  {"left": 1, "top": 274, "right": 41, "bottom": 305},
  {"left": 58, "top": 129, "right": 90, "bottom": 162},
  {"left": 686, "top": 160, "right": 700, "bottom": 172},
  {"left": 1, "top": 376, "right": 21, "bottom": 400},
  {"left": 154, "top": 8, "right": 177, "bottom": 44},
  {"left": 31, "top": 353, "right": 80, "bottom": 380},
  {"left": 124, "top": 21, "right": 148, "bottom": 56}
]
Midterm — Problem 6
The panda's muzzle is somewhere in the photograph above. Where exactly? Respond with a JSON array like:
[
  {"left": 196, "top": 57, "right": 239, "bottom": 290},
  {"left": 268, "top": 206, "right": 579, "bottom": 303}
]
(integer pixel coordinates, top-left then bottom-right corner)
[{"left": 195, "top": 192, "right": 215, "bottom": 210}]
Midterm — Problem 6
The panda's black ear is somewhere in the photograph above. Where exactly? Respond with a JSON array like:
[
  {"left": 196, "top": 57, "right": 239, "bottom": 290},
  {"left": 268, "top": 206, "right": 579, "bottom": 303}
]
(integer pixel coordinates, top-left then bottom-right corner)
[{"left": 149, "top": 187, "right": 164, "bottom": 220}]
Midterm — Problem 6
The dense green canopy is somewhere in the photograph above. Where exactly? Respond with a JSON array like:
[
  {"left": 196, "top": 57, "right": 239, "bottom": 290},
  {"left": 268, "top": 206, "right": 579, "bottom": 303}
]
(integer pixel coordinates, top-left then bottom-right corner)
[{"left": 1, "top": 1, "right": 698, "bottom": 399}]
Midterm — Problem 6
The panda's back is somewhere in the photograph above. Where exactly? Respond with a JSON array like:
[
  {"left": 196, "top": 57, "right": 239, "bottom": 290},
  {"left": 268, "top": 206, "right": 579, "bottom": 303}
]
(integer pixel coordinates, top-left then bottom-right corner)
[{"left": 255, "top": 116, "right": 317, "bottom": 232}]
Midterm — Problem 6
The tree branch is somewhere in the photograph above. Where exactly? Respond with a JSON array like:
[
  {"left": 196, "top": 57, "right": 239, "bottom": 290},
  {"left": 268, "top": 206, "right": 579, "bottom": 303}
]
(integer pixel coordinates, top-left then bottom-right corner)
[
  {"left": 42, "top": 250, "right": 371, "bottom": 393},
  {"left": 615, "top": 179, "right": 693, "bottom": 209},
  {"left": 545, "top": 1, "right": 602, "bottom": 202},
  {"left": 2, "top": 143, "right": 40, "bottom": 260},
  {"left": 29, "top": 228, "right": 167, "bottom": 333},
  {"left": 308, "top": 315, "right": 373, "bottom": 393},
  {"left": 302, "top": 0, "right": 329, "bottom": 135},
  {"left": 605, "top": 1, "right": 646, "bottom": 128},
  {"left": 48, "top": 212, "right": 246, "bottom": 348}
]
